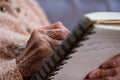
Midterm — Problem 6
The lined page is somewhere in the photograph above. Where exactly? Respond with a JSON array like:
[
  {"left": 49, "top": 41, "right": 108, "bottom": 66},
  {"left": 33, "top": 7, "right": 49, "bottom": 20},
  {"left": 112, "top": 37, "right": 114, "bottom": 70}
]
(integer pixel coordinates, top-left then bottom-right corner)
[{"left": 54, "top": 27, "right": 120, "bottom": 80}]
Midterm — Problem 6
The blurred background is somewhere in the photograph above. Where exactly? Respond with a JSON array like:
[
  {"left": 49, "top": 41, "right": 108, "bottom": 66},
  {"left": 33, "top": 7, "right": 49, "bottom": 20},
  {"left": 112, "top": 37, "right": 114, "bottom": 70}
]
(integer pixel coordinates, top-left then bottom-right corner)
[{"left": 37, "top": 0, "right": 120, "bottom": 30}]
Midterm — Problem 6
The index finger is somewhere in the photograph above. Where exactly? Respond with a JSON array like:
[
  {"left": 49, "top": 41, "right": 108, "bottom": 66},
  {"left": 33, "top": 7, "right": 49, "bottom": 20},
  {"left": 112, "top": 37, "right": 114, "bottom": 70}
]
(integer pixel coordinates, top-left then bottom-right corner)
[{"left": 100, "top": 54, "right": 120, "bottom": 69}]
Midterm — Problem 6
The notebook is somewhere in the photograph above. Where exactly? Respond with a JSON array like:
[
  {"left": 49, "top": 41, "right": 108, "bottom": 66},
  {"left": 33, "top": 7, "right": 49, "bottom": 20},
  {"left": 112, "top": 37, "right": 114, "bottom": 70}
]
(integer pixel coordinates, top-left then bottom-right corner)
[
  {"left": 53, "top": 12, "right": 120, "bottom": 80},
  {"left": 31, "top": 12, "right": 120, "bottom": 80}
]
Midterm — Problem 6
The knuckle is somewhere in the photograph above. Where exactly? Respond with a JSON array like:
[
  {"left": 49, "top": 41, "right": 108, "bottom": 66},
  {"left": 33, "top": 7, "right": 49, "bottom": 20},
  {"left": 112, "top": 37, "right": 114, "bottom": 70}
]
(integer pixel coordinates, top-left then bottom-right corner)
[
  {"left": 53, "top": 22, "right": 63, "bottom": 29},
  {"left": 112, "top": 60, "right": 118, "bottom": 67},
  {"left": 32, "top": 29, "right": 44, "bottom": 37},
  {"left": 61, "top": 28, "right": 70, "bottom": 36},
  {"left": 112, "top": 61, "right": 117, "bottom": 67},
  {"left": 114, "top": 67, "right": 120, "bottom": 75},
  {"left": 58, "top": 29, "right": 69, "bottom": 38},
  {"left": 32, "top": 32, "right": 44, "bottom": 41},
  {"left": 105, "top": 60, "right": 117, "bottom": 68},
  {"left": 104, "top": 76, "right": 112, "bottom": 80},
  {"left": 32, "top": 29, "right": 40, "bottom": 34}
]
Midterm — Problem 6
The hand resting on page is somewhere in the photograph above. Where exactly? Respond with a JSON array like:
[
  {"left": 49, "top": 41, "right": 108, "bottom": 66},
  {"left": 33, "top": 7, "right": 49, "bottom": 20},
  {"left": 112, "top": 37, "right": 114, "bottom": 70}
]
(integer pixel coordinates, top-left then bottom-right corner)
[{"left": 85, "top": 54, "right": 120, "bottom": 80}]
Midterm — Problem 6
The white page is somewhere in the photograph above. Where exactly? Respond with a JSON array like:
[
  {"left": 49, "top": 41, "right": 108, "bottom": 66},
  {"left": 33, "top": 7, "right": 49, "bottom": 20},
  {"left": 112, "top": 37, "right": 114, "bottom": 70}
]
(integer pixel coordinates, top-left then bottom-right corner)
[
  {"left": 53, "top": 12, "right": 120, "bottom": 80},
  {"left": 53, "top": 27, "right": 120, "bottom": 80},
  {"left": 85, "top": 12, "right": 120, "bottom": 21}
]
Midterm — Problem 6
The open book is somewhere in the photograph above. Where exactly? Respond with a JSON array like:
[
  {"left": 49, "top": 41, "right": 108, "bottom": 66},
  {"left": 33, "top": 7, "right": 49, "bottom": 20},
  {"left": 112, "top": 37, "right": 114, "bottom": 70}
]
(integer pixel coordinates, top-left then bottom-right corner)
[{"left": 53, "top": 12, "right": 120, "bottom": 80}]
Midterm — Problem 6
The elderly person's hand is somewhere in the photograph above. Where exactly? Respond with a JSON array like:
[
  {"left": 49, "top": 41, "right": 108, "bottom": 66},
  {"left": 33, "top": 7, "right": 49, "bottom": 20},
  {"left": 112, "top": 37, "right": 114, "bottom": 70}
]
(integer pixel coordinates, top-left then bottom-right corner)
[
  {"left": 85, "top": 54, "right": 120, "bottom": 80},
  {"left": 16, "top": 22, "right": 70, "bottom": 79}
]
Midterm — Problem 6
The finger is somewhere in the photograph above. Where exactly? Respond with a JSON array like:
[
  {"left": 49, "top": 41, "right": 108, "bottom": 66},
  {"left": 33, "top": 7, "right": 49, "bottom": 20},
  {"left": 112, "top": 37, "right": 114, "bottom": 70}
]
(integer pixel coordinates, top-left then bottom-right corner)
[
  {"left": 85, "top": 76, "right": 114, "bottom": 80},
  {"left": 43, "top": 22, "right": 70, "bottom": 40},
  {"left": 46, "top": 29, "right": 70, "bottom": 40},
  {"left": 34, "top": 22, "right": 70, "bottom": 40},
  {"left": 44, "top": 22, "right": 65, "bottom": 29},
  {"left": 32, "top": 29, "right": 62, "bottom": 49},
  {"left": 87, "top": 68, "right": 120, "bottom": 79},
  {"left": 37, "top": 28, "right": 69, "bottom": 40},
  {"left": 113, "top": 73, "right": 120, "bottom": 80},
  {"left": 101, "top": 54, "right": 120, "bottom": 69},
  {"left": 50, "top": 39, "right": 62, "bottom": 50},
  {"left": 87, "top": 69, "right": 100, "bottom": 79},
  {"left": 95, "top": 76, "right": 113, "bottom": 80},
  {"left": 84, "top": 77, "right": 113, "bottom": 80},
  {"left": 34, "top": 28, "right": 69, "bottom": 40}
]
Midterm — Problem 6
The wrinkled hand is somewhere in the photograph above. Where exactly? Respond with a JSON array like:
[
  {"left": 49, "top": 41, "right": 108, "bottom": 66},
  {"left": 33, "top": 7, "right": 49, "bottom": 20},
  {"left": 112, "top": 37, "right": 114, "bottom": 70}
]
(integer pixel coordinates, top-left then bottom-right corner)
[
  {"left": 16, "top": 22, "right": 70, "bottom": 79},
  {"left": 85, "top": 54, "right": 120, "bottom": 80}
]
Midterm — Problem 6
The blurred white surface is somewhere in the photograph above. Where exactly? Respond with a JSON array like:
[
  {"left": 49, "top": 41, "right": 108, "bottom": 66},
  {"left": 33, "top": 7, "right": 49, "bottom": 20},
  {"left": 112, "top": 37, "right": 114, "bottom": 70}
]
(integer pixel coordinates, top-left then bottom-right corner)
[{"left": 37, "top": 0, "right": 120, "bottom": 30}]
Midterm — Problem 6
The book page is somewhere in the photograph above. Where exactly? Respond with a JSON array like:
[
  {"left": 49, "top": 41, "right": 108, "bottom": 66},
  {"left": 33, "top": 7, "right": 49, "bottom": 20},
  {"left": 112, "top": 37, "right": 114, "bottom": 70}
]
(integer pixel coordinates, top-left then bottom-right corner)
[
  {"left": 85, "top": 12, "right": 120, "bottom": 21},
  {"left": 53, "top": 27, "right": 120, "bottom": 80}
]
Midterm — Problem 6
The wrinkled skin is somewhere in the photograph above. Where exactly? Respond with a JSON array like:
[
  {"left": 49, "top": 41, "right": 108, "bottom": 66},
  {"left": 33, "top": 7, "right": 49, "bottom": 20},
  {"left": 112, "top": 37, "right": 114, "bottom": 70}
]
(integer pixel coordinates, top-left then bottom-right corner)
[
  {"left": 16, "top": 22, "right": 70, "bottom": 79},
  {"left": 0, "top": 0, "right": 70, "bottom": 79},
  {"left": 85, "top": 54, "right": 120, "bottom": 80}
]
